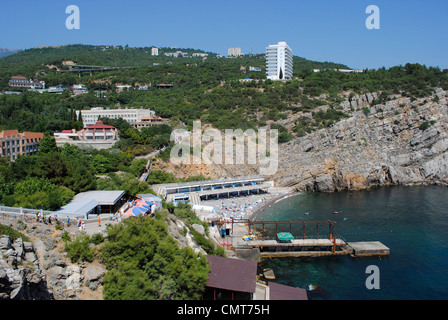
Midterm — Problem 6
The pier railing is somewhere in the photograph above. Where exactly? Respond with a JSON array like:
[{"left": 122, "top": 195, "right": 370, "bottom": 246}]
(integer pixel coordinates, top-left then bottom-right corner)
[{"left": 230, "top": 218, "right": 343, "bottom": 241}]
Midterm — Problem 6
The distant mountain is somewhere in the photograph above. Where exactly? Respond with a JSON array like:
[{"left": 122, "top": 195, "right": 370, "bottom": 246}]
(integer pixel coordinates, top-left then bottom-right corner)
[{"left": 0, "top": 48, "right": 22, "bottom": 58}]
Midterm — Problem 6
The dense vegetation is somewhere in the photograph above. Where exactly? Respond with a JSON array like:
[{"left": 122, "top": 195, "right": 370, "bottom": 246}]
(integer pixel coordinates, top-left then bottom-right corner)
[
  {"left": 101, "top": 213, "right": 210, "bottom": 300},
  {"left": 1, "top": 45, "right": 447, "bottom": 207},
  {"left": 0, "top": 135, "right": 151, "bottom": 209},
  {"left": 0, "top": 223, "right": 29, "bottom": 242},
  {"left": 1, "top": 45, "right": 446, "bottom": 137},
  {"left": 1, "top": 44, "right": 447, "bottom": 301}
]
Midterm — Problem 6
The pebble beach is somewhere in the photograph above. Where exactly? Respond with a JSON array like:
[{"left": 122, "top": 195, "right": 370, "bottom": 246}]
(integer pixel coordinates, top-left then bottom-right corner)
[{"left": 200, "top": 187, "right": 295, "bottom": 221}]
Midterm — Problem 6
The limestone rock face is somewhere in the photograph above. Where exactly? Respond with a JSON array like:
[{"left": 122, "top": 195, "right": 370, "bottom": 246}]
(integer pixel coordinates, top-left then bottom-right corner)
[
  {"left": 0, "top": 235, "right": 53, "bottom": 300},
  {"left": 152, "top": 90, "right": 448, "bottom": 192},
  {"left": 273, "top": 90, "right": 448, "bottom": 191}
]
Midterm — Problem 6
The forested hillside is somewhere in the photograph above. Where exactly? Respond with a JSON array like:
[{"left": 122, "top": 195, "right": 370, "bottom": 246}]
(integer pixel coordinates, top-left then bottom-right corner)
[
  {"left": 1, "top": 44, "right": 446, "bottom": 135},
  {"left": 1, "top": 44, "right": 447, "bottom": 209}
]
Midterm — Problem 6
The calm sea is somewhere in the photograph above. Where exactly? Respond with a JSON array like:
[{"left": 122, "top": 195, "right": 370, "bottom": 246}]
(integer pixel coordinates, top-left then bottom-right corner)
[{"left": 255, "top": 185, "right": 448, "bottom": 300}]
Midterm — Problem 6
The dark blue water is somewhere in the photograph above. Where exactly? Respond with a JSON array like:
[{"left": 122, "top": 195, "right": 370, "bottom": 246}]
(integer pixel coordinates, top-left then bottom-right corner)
[{"left": 256, "top": 186, "right": 448, "bottom": 300}]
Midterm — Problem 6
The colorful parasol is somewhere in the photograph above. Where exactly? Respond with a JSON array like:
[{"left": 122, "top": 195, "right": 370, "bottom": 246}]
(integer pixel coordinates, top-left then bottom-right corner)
[{"left": 123, "top": 205, "right": 149, "bottom": 217}]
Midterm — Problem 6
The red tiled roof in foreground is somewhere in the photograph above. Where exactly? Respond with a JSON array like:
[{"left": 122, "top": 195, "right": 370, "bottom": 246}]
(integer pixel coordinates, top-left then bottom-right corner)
[
  {"left": 206, "top": 255, "right": 257, "bottom": 294},
  {"left": 268, "top": 281, "right": 308, "bottom": 300}
]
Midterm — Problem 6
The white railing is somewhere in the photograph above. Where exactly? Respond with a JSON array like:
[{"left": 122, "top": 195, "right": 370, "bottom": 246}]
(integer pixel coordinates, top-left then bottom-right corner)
[{"left": 0, "top": 205, "right": 84, "bottom": 222}]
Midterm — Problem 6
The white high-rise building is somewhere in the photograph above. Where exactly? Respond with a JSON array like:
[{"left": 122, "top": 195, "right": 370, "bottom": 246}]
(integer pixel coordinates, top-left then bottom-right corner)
[
  {"left": 266, "top": 41, "right": 293, "bottom": 80},
  {"left": 151, "top": 47, "right": 159, "bottom": 56},
  {"left": 228, "top": 47, "right": 242, "bottom": 57}
]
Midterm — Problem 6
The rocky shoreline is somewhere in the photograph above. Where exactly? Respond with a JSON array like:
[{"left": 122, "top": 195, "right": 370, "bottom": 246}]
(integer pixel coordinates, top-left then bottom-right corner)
[
  {"left": 154, "top": 89, "right": 448, "bottom": 194},
  {"left": 0, "top": 220, "right": 105, "bottom": 300},
  {"left": 273, "top": 89, "right": 448, "bottom": 192}
]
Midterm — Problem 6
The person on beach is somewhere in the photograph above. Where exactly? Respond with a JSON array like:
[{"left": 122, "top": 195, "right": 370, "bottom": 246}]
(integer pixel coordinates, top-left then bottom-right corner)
[{"left": 98, "top": 216, "right": 101, "bottom": 227}]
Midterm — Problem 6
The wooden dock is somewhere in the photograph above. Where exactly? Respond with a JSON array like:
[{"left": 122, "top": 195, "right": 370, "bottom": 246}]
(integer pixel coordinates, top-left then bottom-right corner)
[
  {"left": 225, "top": 219, "right": 390, "bottom": 258},
  {"left": 248, "top": 238, "right": 346, "bottom": 248},
  {"left": 244, "top": 239, "right": 389, "bottom": 258}
]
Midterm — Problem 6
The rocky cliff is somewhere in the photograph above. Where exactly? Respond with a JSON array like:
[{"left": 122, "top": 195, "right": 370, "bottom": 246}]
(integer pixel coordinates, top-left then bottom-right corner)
[
  {"left": 0, "top": 221, "right": 105, "bottom": 300},
  {"left": 274, "top": 88, "right": 448, "bottom": 191},
  {"left": 157, "top": 88, "right": 448, "bottom": 191},
  {"left": 0, "top": 234, "right": 53, "bottom": 299}
]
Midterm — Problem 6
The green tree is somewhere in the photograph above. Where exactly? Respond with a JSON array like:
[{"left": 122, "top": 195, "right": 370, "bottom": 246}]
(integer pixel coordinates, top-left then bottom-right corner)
[
  {"left": 6, "top": 177, "right": 74, "bottom": 210},
  {"left": 146, "top": 170, "right": 177, "bottom": 184},
  {"left": 101, "top": 216, "right": 209, "bottom": 300},
  {"left": 65, "top": 234, "right": 95, "bottom": 263},
  {"left": 92, "top": 154, "right": 113, "bottom": 174},
  {"left": 37, "top": 134, "right": 59, "bottom": 154}
]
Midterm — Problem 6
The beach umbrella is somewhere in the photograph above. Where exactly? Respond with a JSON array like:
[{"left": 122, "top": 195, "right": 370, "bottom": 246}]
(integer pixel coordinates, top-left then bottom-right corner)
[
  {"left": 123, "top": 206, "right": 149, "bottom": 217},
  {"left": 135, "top": 199, "right": 153, "bottom": 209}
]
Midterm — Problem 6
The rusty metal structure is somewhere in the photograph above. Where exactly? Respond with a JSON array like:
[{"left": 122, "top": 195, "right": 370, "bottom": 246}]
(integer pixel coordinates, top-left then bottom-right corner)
[
  {"left": 230, "top": 218, "right": 339, "bottom": 241},
  {"left": 229, "top": 218, "right": 344, "bottom": 255}
]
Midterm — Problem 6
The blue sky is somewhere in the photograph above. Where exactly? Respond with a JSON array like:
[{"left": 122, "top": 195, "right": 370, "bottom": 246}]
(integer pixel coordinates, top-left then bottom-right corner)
[{"left": 1, "top": 0, "right": 447, "bottom": 69}]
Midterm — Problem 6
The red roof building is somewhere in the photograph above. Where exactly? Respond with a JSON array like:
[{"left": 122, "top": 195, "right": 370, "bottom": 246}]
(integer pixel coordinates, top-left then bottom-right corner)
[
  {"left": 54, "top": 121, "right": 119, "bottom": 150},
  {"left": 8, "top": 76, "right": 45, "bottom": 89},
  {"left": 268, "top": 282, "right": 308, "bottom": 300},
  {"left": 0, "top": 130, "right": 44, "bottom": 161},
  {"left": 204, "top": 255, "right": 257, "bottom": 300},
  {"left": 83, "top": 120, "right": 117, "bottom": 131}
]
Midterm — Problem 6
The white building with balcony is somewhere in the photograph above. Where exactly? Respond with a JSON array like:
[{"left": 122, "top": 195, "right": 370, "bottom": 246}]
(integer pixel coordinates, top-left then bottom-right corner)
[
  {"left": 54, "top": 120, "right": 119, "bottom": 150},
  {"left": 78, "top": 107, "right": 156, "bottom": 127},
  {"left": 266, "top": 41, "right": 293, "bottom": 80}
]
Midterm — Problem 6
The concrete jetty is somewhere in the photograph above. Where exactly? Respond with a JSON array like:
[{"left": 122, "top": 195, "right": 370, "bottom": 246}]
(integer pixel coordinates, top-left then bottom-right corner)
[
  {"left": 219, "top": 219, "right": 390, "bottom": 259},
  {"left": 346, "top": 241, "right": 390, "bottom": 257}
]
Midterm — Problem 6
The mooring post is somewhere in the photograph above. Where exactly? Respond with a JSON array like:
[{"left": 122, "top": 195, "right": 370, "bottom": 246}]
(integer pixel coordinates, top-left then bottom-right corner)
[{"left": 303, "top": 221, "right": 306, "bottom": 240}]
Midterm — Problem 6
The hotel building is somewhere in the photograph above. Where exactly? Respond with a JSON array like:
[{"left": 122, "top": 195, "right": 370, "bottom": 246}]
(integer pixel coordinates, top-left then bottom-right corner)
[
  {"left": 228, "top": 48, "right": 242, "bottom": 57},
  {"left": 0, "top": 130, "right": 44, "bottom": 161},
  {"left": 78, "top": 107, "right": 161, "bottom": 129},
  {"left": 266, "top": 41, "right": 293, "bottom": 80},
  {"left": 8, "top": 76, "right": 45, "bottom": 89},
  {"left": 54, "top": 120, "right": 119, "bottom": 150}
]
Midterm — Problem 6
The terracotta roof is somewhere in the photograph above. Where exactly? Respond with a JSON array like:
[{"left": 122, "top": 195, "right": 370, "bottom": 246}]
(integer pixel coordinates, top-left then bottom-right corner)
[
  {"left": 206, "top": 255, "right": 257, "bottom": 293},
  {"left": 9, "top": 76, "right": 28, "bottom": 80},
  {"left": 84, "top": 120, "right": 117, "bottom": 130},
  {"left": 0, "top": 130, "right": 43, "bottom": 140},
  {"left": 23, "top": 132, "right": 44, "bottom": 140},
  {"left": 0, "top": 130, "right": 20, "bottom": 138}
]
